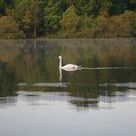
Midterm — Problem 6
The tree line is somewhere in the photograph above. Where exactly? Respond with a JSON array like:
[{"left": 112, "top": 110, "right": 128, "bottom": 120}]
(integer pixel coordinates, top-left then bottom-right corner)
[{"left": 0, "top": 0, "right": 136, "bottom": 39}]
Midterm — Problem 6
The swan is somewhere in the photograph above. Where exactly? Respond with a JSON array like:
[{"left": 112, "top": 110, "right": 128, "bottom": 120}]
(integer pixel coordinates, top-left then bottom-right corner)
[{"left": 59, "top": 56, "right": 80, "bottom": 71}]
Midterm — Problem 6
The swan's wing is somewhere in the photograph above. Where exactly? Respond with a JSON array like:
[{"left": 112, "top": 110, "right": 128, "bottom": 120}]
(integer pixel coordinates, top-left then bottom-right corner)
[{"left": 62, "top": 64, "right": 78, "bottom": 69}]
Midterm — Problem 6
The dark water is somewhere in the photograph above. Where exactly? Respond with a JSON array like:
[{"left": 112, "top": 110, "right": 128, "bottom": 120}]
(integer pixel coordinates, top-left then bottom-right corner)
[{"left": 0, "top": 39, "right": 136, "bottom": 136}]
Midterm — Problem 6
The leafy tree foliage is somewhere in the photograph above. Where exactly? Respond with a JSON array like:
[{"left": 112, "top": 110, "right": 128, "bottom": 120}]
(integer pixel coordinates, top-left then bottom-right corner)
[
  {"left": 13, "top": 0, "right": 44, "bottom": 37},
  {"left": 60, "top": 6, "right": 80, "bottom": 37},
  {"left": 0, "top": 0, "right": 14, "bottom": 16},
  {"left": 130, "top": 12, "right": 136, "bottom": 36},
  {"left": 0, "top": 0, "right": 135, "bottom": 38},
  {"left": 0, "top": 16, "right": 25, "bottom": 39}
]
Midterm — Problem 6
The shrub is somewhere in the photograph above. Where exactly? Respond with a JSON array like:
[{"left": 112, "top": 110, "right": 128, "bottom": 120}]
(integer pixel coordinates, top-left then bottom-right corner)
[
  {"left": 91, "top": 11, "right": 135, "bottom": 38},
  {"left": 60, "top": 5, "right": 80, "bottom": 38},
  {"left": 130, "top": 12, "right": 136, "bottom": 36},
  {"left": 0, "top": 16, "right": 25, "bottom": 39}
]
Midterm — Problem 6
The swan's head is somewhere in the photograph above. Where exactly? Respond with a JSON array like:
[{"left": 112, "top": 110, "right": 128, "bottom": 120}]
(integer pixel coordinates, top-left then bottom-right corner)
[{"left": 58, "top": 56, "right": 62, "bottom": 59}]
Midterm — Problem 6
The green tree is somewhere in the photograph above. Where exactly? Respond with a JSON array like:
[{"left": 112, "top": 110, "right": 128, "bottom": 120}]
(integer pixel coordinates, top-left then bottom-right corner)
[
  {"left": 85, "top": 0, "right": 100, "bottom": 16},
  {"left": 110, "top": 0, "right": 129, "bottom": 15},
  {"left": 100, "top": 0, "right": 112, "bottom": 17},
  {"left": 0, "top": 0, "right": 14, "bottom": 16},
  {"left": 44, "top": 0, "right": 71, "bottom": 34},
  {"left": 0, "top": 0, "right": 5, "bottom": 16},
  {"left": 14, "top": 0, "right": 44, "bottom": 38},
  {"left": 0, "top": 0, "right": 136, "bottom": 38},
  {"left": 44, "top": 15, "right": 60, "bottom": 33},
  {"left": 60, "top": 5, "right": 80, "bottom": 37},
  {"left": 77, "top": 16, "right": 98, "bottom": 38}
]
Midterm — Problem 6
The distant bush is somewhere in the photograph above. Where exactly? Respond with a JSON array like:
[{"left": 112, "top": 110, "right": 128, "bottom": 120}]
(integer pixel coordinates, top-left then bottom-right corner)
[
  {"left": 0, "top": 0, "right": 136, "bottom": 38},
  {"left": 109, "top": 11, "right": 134, "bottom": 37},
  {"left": 76, "top": 16, "right": 99, "bottom": 38},
  {"left": 77, "top": 11, "right": 135, "bottom": 38},
  {"left": 60, "top": 6, "right": 80, "bottom": 38},
  {"left": 44, "top": 15, "right": 60, "bottom": 33},
  {"left": 0, "top": 16, "right": 25, "bottom": 39},
  {"left": 130, "top": 12, "right": 136, "bottom": 36}
]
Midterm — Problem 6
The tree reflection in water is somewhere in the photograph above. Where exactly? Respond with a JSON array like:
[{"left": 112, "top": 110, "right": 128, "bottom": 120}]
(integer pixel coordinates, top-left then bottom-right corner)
[{"left": 0, "top": 39, "right": 136, "bottom": 110}]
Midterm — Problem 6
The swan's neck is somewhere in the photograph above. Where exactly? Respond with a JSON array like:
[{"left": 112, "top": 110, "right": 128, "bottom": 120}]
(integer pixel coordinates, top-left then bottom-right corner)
[
  {"left": 59, "top": 68, "right": 62, "bottom": 81},
  {"left": 59, "top": 57, "right": 62, "bottom": 68}
]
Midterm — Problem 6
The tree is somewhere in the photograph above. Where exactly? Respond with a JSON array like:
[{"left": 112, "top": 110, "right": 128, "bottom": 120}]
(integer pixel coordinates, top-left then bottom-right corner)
[
  {"left": 85, "top": 0, "right": 100, "bottom": 16},
  {"left": 128, "top": 0, "right": 136, "bottom": 10},
  {"left": 110, "top": 0, "right": 129, "bottom": 15},
  {"left": 130, "top": 12, "right": 136, "bottom": 36},
  {"left": 0, "top": 0, "right": 14, "bottom": 16},
  {"left": 60, "top": 5, "right": 80, "bottom": 37},
  {"left": 100, "top": 0, "right": 112, "bottom": 17},
  {"left": 0, "top": 16, "right": 25, "bottom": 39},
  {"left": 0, "top": 0, "right": 136, "bottom": 38},
  {"left": 44, "top": 15, "right": 60, "bottom": 33},
  {"left": 44, "top": 0, "right": 71, "bottom": 34},
  {"left": 0, "top": 0, "right": 5, "bottom": 16},
  {"left": 13, "top": 0, "right": 44, "bottom": 38}
]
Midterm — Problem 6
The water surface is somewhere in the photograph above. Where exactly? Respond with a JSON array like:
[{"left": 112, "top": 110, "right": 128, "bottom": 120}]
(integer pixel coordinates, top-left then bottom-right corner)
[{"left": 0, "top": 39, "right": 136, "bottom": 136}]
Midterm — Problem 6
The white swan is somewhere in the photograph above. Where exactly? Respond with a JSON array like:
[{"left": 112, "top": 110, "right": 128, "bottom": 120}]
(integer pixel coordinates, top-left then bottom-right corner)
[{"left": 59, "top": 56, "right": 80, "bottom": 71}]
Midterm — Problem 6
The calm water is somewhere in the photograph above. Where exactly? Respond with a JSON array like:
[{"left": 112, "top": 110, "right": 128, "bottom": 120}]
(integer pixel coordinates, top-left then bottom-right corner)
[{"left": 0, "top": 39, "right": 136, "bottom": 136}]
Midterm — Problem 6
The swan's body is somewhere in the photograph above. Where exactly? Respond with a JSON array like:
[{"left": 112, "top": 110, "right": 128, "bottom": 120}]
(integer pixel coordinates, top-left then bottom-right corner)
[{"left": 59, "top": 56, "right": 80, "bottom": 71}]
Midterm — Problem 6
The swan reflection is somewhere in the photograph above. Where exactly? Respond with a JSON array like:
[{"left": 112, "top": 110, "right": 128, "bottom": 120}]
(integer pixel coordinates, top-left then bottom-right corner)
[{"left": 59, "top": 66, "right": 79, "bottom": 81}]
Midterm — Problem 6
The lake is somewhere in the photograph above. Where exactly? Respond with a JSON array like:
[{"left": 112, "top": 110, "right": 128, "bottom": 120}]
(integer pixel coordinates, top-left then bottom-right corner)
[{"left": 0, "top": 39, "right": 136, "bottom": 136}]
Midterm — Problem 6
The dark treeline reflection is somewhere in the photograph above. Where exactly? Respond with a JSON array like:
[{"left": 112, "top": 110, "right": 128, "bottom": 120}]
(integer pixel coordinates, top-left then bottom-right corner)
[
  {"left": 0, "top": 39, "right": 136, "bottom": 109},
  {"left": 0, "top": 61, "right": 17, "bottom": 97}
]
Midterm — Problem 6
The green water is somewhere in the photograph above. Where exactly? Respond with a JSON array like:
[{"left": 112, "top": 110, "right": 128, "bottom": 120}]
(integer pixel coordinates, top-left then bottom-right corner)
[{"left": 0, "top": 39, "right": 136, "bottom": 136}]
